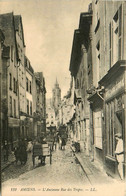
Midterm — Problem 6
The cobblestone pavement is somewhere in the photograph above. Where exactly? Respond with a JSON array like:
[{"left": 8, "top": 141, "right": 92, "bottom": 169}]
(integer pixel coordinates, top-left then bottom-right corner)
[
  {"left": 1, "top": 152, "right": 34, "bottom": 182},
  {"left": 2, "top": 144, "right": 126, "bottom": 196},
  {"left": 2, "top": 143, "right": 90, "bottom": 186}
]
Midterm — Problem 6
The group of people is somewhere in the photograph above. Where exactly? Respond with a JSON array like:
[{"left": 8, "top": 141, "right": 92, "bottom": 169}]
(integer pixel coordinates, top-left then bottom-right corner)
[
  {"left": 14, "top": 138, "right": 46, "bottom": 165},
  {"left": 3, "top": 131, "right": 124, "bottom": 180},
  {"left": 14, "top": 139, "right": 28, "bottom": 165},
  {"left": 58, "top": 136, "right": 66, "bottom": 150},
  {"left": 47, "top": 135, "right": 67, "bottom": 151}
]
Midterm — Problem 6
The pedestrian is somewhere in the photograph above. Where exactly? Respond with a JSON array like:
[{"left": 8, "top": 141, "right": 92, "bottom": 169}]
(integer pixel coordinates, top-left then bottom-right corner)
[
  {"left": 18, "top": 139, "right": 27, "bottom": 164},
  {"left": 14, "top": 146, "right": 20, "bottom": 164},
  {"left": 41, "top": 137, "right": 47, "bottom": 165},
  {"left": 115, "top": 133, "right": 124, "bottom": 180},
  {"left": 59, "top": 137, "right": 62, "bottom": 150},
  {"left": 27, "top": 141, "right": 33, "bottom": 152},
  {"left": 53, "top": 137, "right": 57, "bottom": 150},
  {"left": 57, "top": 135, "right": 59, "bottom": 149},
  {"left": 61, "top": 138, "right": 66, "bottom": 150}
]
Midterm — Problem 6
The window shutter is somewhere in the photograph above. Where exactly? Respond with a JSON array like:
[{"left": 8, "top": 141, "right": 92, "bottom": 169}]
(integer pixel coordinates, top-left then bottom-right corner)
[{"left": 118, "top": 4, "right": 122, "bottom": 60}]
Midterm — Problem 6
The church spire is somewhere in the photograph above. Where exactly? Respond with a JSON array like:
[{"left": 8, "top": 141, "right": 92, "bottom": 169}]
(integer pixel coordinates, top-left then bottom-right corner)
[
  {"left": 56, "top": 77, "right": 58, "bottom": 85},
  {"left": 55, "top": 77, "right": 59, "bottom": 87}
]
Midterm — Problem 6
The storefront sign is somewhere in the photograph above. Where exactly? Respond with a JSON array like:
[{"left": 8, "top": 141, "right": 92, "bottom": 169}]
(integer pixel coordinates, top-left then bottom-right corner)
[
  {"left": 8, "top": 117, "right": 20, "bottom": 127},
  {"left": 106, "top": 74, "right": 124, "bottom": 100}
]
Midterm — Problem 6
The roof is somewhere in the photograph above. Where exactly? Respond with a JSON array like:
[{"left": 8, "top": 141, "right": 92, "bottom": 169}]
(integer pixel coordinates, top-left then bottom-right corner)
[
  {"left": 0, "top": 12, "right": 19, "bottom": 61},
  {"left": 25, "top": 55, "right": 34, "bottom": 74},
  {"left": 69, "top": 29, "right": 81, "bottom": 77},
  {"left": 14, "top": 15, "right": 25, "bottom": 47},
  {"left": 69, "top": 12, "right": 92, "bottom": 76}
]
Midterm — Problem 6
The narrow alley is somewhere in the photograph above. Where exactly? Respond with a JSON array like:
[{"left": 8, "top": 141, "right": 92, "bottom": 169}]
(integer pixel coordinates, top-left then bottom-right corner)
[
  {"left": 1, "top": 1, "right": 126, "bottom": 196},
  {"left": 2, "top": 143, "right": 90, "bottom": 186},
  {"left": 2, "top": 142, "right": 125, "bottom": 196}
]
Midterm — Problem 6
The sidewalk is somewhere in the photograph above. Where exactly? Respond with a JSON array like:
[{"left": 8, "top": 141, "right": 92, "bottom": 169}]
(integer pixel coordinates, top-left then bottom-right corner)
[
  {"left": 1, "top": 151, "right": 15, "bottom": 171},
  {"left": 71, "top": 146, "right": 115, "bottom": 185}
]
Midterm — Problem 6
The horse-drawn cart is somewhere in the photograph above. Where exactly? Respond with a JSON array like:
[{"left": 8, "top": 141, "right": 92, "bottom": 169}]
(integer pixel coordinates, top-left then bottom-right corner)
[{"left": 32, "top": 143, "right": 52, "bottom": 167}]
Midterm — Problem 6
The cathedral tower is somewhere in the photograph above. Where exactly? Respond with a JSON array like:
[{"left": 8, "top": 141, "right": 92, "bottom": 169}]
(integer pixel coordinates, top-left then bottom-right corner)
[{"left": 52, "top": 78, "right": 61, "bottom": 112}]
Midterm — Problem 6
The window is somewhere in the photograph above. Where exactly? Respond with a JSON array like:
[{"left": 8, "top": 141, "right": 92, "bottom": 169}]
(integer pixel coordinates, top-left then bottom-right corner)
[
  {"left": 26, "top": 77, "right": 28, "bottom": 91},
  {"left": 13, "top": 78, "right": 17, "bottom": 94},
  {"left": 27, "top": 100, "right": 29, "bottom": 115},
  {"left": 96, "top": 41, "right": 100, "bottom": 81},
  {"left": 10, "top": 96, "right": 12, "bottom": 116},
  {"left": 30, "top": 81, "right": 32, "bottom": 94},
  {"left": 106, "top": 101, "right": 116, "bottom": 157},
  {"left": 109, "top": 22, "right": 113, "bottom": 67},
  {"left": 14, "top": 99, "right": 16, "bottom": 117},
  {"left": 113, "top": 10, "right": 119, "bottom": 64},
  {"left": 76, "top": 79, "right": 79, "bottom": 89},
  {"left": 95, "top": 19, "right": 100, "bottom": 33},
  {"left": 15, "top": 81, "right": 17, "bottom": 95},
  {"left": 9, "top": 73, "right": 12, "bottom": 90},
  {"left": 118, "top": 5, "right": 122, "bottom": 60},
  {"left": 93, "top": 110, "right": 102, "bottom": 149},
  {"left": 110, "top": 5, "right": 123, "bottom": 66},
  {"left": 13, "top": 77, "right": 15, "bottom": 93},
  {"left": 30, "top": 101, "right": 32, "bottom": 115},
  {"left": 22, "top": 72, "right": 23, "bottom": 80},
  {"left": 21, "top": 48, "right": 22, "bottom": 58},
  {"left": 11, "top": 45, "right": 13, "bottom": 61}
]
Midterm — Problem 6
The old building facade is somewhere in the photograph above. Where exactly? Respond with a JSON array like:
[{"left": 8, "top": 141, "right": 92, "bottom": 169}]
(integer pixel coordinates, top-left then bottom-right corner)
[
  {"left": 33, "top": 72, "right": 46, "bottom": 139},
  {"left": 0, "top": 12, "right": 47, "bottom": 160},
  {"left": 0, "top": 29, "right": 10, "bottom": 152},
  {"left": 24, "top": 56, "right": 34, "bottom": 140},
  {"left": 14, "top": 15, "right": 27, "bottom": 140},
  {"left": 69, "top": 1, "right": 126, "bottom": 179},
  {"left": 0, "top": 13, "right": 20, "bottom": 151},
  {"left": 87, "top": 0, "right": 126, "bottom": 179},
  {"left": 69, "top": 7, "right": 92, "bottom": 154}
]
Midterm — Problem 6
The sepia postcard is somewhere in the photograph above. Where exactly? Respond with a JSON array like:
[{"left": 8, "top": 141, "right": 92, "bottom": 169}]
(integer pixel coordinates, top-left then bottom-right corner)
[{"left": 0, "top": 0, "right": 126, "bottom": 196}]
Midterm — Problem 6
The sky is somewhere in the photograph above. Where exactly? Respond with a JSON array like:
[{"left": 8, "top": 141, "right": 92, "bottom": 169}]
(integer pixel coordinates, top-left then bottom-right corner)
[{"left": 0, "top": 0, "right": 91, "bottom": 99}]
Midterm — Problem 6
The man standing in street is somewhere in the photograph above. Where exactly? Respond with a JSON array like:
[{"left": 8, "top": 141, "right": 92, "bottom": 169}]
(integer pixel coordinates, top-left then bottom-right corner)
[{"left": 115, "top": 133, "right": 124, "bottom": 180}]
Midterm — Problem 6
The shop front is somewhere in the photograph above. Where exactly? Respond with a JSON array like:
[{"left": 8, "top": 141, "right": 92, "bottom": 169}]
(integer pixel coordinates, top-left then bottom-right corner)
[
  {"left": 88, "top": 91, "right": 104, "bottom": 164},
  {"left": 8, "top": 117, "right": 20, "bottom": 151},
  {"left": 99, "top": 60, "right": 126, "bottom": 179},
  {"left": 25, "top": 117, "right": 33, "bottom": 140}
]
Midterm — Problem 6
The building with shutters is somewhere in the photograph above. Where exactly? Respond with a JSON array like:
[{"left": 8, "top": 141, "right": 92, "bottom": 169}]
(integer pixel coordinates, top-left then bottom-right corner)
[
  {"left": 14, "top": 15, "right": 27, "bottom": 140},
  {"left": 24, "top": 56, "right": 34, "bottom": 140},
  {"left": 69, "top": 6, "right": 92, "bottom": 153},
  {"left": 33, "top": 72, "right": 46, "bottom": 139},
  {"left": 91, "top": 0, "right": 126, "bottom": 179},
  {"left": 69, "top": 1, "right": 126, "bottom": 179},
  {"left": 0, "top": 13, "right": 20, "bottom": 152}
]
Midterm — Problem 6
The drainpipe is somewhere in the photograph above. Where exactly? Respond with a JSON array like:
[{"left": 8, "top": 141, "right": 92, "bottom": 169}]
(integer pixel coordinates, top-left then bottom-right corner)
[
  {"left": 4, "top": 46, "right": 10, "bottom": 160},
  {"left": 90, "top": 103, "right": 94, "bottom": 162}
]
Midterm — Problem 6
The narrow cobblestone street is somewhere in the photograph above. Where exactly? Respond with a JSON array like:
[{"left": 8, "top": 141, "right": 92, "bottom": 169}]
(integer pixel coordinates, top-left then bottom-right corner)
[
  {"left": 2, "top": 152, "right": 33, "bottom": 183},
  {"left": 2, "top": 143, "right": 126, "bottom": 196},
  {"left": 2, "top": 143, "right": 90, "bottom": 186},
  {"left": 1, "top": 1, "right": 126, "bottom": 196}
]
